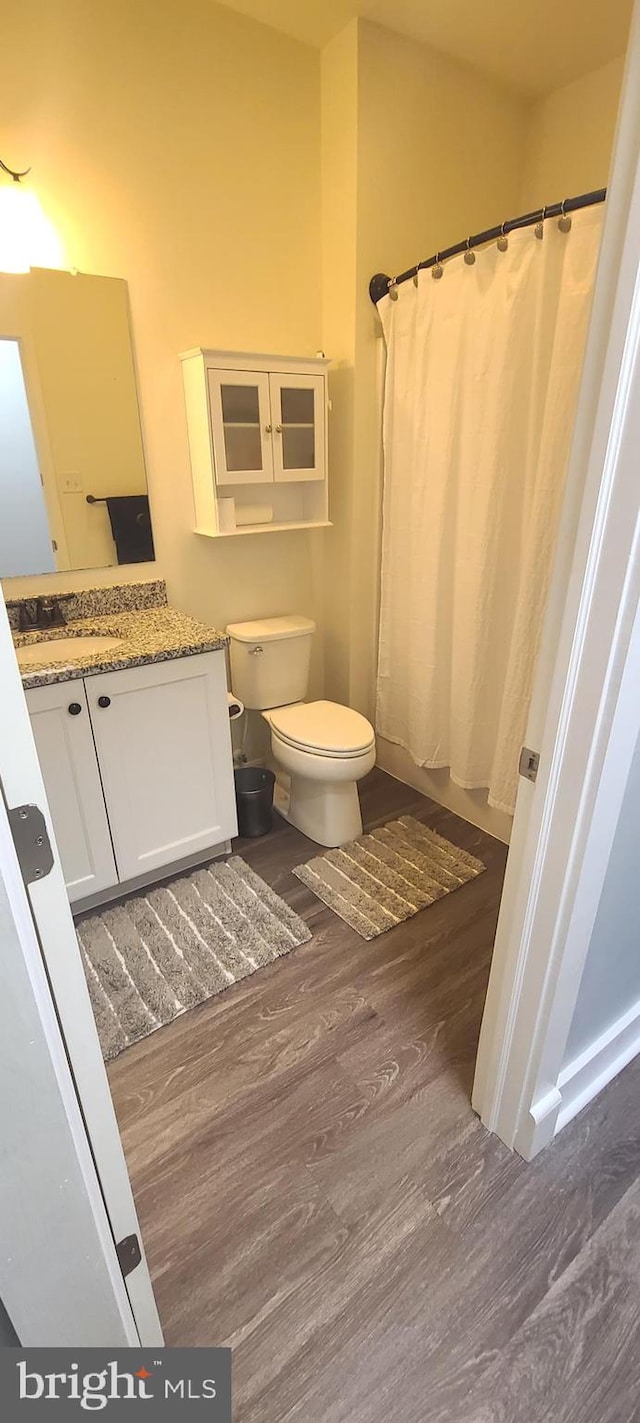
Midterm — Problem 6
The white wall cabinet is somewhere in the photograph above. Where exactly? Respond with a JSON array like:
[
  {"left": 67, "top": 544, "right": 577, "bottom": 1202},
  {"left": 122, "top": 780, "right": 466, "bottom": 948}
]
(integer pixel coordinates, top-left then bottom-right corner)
[
  {"left": 26, "top": 651, "right": 237, "bottom": 906},
  {"left": 181, "top": 349, "right": 330, "bottom": 536}
]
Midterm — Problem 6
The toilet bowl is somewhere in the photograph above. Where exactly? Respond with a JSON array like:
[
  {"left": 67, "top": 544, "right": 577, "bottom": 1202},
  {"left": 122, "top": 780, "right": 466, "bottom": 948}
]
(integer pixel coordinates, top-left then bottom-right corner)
[
  {"left": 265, "top": 700, "right": 376, "bottom": 846},
  {"left": 226, "top": 616, "right": 376, "bottom": 848}
]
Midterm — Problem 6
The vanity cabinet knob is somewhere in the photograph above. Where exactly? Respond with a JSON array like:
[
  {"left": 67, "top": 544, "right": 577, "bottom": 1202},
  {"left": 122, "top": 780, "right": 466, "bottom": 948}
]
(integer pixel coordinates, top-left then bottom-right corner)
[
  {"left": 97, "top": 695, "right": 111, "bottom": 708},
  {"left": 68, "top": 702, "right": 82, "bottom": 716}
]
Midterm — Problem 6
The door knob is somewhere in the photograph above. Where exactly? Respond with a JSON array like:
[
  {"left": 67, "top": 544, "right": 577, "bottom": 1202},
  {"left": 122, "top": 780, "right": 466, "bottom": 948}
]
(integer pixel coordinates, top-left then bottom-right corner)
[
  {"left": 97, "top": 695, "right": 111, "bottom": 708},
  {"left": 68, "top": 702, "right": 82, "bottom": 716}
]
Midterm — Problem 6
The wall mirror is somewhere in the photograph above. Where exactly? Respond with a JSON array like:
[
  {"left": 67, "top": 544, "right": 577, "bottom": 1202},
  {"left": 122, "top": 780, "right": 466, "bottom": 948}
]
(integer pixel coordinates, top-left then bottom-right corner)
[{"left": 0, "top": 267, "right": 154, "bottom": 578}]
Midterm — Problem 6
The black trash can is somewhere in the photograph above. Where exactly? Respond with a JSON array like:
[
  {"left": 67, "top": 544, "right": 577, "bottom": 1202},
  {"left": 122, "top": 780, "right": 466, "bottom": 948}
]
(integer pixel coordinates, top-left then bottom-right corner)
[{"left": 234, "top": 766, "right": 276, "bottom": 837}]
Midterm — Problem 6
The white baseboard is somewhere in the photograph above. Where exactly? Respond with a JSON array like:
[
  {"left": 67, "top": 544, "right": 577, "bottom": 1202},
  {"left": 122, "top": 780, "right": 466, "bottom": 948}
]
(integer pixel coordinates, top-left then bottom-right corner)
[
  {"left": 555, "top": 997, "right": 640, "bottom": 1134},
  {"left": 513, "top": 1087, "right": 562, "bottom": 1160},
  {"left": 376, "top": 737, "right": 513, "bottom": 844},
  {"left": 513, "top": 997, "right": 640, "bottom": 1159}
]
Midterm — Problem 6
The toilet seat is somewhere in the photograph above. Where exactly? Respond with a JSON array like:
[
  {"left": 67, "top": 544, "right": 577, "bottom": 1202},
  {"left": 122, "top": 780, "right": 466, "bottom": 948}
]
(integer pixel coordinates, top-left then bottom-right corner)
[{"left": 268, "top": 699, "right": 375, "bottom": 759}]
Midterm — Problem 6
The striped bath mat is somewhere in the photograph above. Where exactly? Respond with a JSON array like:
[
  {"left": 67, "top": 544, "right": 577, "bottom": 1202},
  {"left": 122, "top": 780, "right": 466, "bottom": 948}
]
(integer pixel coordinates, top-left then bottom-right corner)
[
  {"left": 77, "top": 856, "right": 311, "bottom": 1061},
  {"left": 293, "top": 815, "right": 485, "bottom": 940}
]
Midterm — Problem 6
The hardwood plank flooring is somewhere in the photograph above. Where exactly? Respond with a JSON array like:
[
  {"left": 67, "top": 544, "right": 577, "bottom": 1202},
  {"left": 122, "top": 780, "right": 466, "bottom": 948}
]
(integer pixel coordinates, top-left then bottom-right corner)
[{"left": 107, "top": 768, "right": 640, "bottom": 1420}]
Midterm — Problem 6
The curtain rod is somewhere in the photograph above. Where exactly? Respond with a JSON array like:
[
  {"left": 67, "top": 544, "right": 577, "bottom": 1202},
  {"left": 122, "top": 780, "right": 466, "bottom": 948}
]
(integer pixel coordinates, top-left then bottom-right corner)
[{"left": 369, "top": 187, "right": 607, "bottom": 305}]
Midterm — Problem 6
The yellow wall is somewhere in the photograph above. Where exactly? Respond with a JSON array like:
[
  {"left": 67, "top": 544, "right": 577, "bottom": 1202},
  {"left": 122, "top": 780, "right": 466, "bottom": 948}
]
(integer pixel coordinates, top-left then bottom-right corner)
[
  {"left": 322, "top": 20, "right": 528, "bottom": 715},
  {"left": 1, "top": 0, "right": 324, "bottom": 687},
  {"left": 320, "top": 20, "right": 528, "bottom": 838},
  {"left": 351, "top": 21, "right": 528, "bottom": 716},
  {"left": 520, "top": 57, "right": 625, "bottom": 209},
  {"left": 321, "top": 22, "right": 359, "bottom": 707}
]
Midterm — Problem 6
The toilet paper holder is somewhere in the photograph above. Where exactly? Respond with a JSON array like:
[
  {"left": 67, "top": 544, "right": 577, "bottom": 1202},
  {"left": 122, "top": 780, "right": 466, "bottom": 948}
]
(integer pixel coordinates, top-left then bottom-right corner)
[{"left": 228, "top": 692, "right": 244, "bottom": 720}]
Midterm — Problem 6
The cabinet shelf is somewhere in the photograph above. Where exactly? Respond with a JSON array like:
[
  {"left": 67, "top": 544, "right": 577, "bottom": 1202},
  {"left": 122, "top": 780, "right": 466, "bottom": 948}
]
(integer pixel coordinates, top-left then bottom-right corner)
[
  {"left": 196, "top": 519, "right": 332, "bottom": 539},
  {"left": 181, "top": 349, "right": 330, "bottom": 536}
]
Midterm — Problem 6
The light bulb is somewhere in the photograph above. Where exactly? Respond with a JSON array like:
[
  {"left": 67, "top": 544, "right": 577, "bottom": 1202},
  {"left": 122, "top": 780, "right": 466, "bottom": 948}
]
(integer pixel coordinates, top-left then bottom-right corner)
[{"left": 0, "top": 180, "right": 64, "bottom": 273}]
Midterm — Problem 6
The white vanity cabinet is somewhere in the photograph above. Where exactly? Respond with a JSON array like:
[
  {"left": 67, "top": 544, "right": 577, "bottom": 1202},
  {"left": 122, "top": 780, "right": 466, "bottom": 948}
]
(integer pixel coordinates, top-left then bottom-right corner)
[
  {"left": 87, "top": 654, "right": 236, "bottom": 883},
  {"left": 26, "top": 677, "right": 118, "bottom": 901},
  {"left": 181, "top": 349, "right": 330, "bottom": 536},
  {"left": 26, "top": 650, "right": 237, "bottom": 906}
]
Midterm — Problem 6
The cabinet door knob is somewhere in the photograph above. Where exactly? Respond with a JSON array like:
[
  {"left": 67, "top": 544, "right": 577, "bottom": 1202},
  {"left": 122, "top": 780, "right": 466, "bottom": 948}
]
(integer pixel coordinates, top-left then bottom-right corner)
[
  {"left": 68, "top": 702, "right": 82, "bottom": 716},
  {"left": 275, "top": 424, "right": 283, "bottom": 433},
  {"left": 264, "top": 423, "right": 273, "bottom": 433},
  {"left": 97, "top": 695, "right": 111, "bottom": 708}
]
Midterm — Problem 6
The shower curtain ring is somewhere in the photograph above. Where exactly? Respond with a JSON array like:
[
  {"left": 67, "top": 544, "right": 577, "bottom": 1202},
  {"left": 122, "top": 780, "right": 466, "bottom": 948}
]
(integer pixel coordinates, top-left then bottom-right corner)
[
  {"left": 432, "top": 253, "right": 444, "bottom": 280},
  {"left": 558, "top": 199, "right": 572, "bottom": 233},
  {"left": 497, "top": 222, "right": 509, "bottom": 252},
  {"left": 388, "top": 276, "right": 399, "bottom": 301},
  {"left": 464, "top": 237, "right": 476, "bottom": 265},
  {"left": 535, "top": 206, "right": 546, "bottom": 240}
]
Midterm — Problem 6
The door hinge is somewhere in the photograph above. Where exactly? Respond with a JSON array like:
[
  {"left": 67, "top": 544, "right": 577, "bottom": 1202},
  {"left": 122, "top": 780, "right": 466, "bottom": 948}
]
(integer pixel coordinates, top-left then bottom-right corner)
[
  {"left": 116, "top": 1233, "right": 142, "bottom": 1278},
  {"left": 519, "top": 746, "right": 540, "bottom": 783},
  {"left": 8, "top": 804, "right": 54, "bottom": 885}
]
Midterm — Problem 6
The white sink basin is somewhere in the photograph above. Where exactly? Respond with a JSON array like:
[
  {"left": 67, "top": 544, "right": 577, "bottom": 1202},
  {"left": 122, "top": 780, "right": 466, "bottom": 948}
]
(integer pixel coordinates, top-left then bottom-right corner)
[{"left": 16, "top": 635, "right": 123, "bottom": 667}]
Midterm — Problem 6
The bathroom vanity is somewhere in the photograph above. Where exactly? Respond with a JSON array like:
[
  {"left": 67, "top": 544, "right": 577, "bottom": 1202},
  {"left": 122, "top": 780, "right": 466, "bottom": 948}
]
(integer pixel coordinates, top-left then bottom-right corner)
[{"left": 11, "top": 582, "right": 237, "bottom": 908}]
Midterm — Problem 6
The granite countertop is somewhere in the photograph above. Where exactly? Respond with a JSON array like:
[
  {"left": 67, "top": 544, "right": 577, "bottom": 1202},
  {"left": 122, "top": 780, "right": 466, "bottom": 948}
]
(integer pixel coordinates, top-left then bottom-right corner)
[{"left": 14, "top": 604, "right": 228, "bottom": 689}]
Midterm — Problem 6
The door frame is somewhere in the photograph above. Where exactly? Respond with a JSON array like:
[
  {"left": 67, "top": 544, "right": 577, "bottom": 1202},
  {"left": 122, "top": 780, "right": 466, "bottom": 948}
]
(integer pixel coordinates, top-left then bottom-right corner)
[
  {"left": 473, "top": 6, "right": 640, "bottom": 1157},
  {"left": 0, "top": 591, "right": 162, "bottom": 1344}
]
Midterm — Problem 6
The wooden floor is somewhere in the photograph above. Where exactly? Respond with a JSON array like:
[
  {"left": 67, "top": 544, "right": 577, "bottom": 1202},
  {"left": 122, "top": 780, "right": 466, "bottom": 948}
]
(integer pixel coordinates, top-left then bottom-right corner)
[{"left": 108, "top": 769, "right": 640, "bottom": 1422}]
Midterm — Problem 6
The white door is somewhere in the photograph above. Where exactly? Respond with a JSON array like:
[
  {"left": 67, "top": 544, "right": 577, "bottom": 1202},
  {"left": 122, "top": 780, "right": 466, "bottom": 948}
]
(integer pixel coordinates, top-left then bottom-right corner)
[
  {"left": 86, "top": 651, "right": 238, "bottom": 882},
  {"left": 26, "top": 679, "right": 117, "bottom": 903},
  {"left": 208, "top": 367, "right": 274, "bottom": 484},
  {"left": 0, "top": 792, "right": 135, "bottom": 1345},
  {"left": 270, "top": 372, "right": 325, "bottom": 482},
  {"left": 0, "top": 593, "right": 162, "bottom": 1345}
]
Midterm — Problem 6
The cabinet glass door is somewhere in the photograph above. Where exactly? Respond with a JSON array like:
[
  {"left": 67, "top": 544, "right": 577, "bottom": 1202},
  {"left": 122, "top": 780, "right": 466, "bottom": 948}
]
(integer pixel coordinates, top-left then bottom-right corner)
[
  {"left": 208, "top": 370, "right": 274, "bottom": 484},
  {"left": 270, "top": 373, "right": 325, "bottom": 482}
]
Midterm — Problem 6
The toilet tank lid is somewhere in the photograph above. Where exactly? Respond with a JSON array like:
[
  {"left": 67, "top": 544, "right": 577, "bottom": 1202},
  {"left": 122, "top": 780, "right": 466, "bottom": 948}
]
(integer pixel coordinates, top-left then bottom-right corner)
[{"left": 226, "top": 615, "right": 316, "bottom": 643}]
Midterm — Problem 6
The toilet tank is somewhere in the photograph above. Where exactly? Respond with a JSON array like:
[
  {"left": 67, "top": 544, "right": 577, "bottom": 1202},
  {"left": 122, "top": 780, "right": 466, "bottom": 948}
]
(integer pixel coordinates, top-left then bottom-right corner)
[{"left": 227, "top": 615, "right": 316, "bottom": 710}]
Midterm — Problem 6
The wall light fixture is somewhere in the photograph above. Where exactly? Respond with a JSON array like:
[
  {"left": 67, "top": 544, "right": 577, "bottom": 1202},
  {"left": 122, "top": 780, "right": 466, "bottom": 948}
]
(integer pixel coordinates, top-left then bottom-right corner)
[{"left": 0, "top": 156, "right": 64, "bottom": 274}]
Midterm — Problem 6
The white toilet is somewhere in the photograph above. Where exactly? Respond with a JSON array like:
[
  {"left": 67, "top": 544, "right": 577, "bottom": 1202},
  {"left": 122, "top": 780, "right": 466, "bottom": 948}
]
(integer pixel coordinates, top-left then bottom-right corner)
[{"left": 227, "top": 615, "right": 376, "bottom": 847}]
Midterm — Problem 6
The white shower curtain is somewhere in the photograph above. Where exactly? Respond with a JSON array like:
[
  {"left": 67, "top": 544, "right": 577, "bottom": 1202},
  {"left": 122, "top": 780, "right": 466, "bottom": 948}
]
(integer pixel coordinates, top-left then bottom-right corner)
[{"left": 376, "top": 204, "right": 603, "bottom": 815}]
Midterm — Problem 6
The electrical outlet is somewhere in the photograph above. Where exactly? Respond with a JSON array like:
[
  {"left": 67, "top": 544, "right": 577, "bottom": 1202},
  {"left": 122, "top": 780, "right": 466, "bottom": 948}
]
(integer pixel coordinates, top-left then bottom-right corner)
[{"left": 61, "top": 473, "right": 83, "bottom": 494}]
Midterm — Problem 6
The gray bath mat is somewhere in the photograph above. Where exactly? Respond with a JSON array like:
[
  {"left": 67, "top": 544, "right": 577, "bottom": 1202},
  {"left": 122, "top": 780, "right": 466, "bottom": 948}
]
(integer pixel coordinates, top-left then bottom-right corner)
[
  {"left": 78, "top": 856, "right": 312, "bottom": 1061},
  {"left": 293, "top": 815, "right": 485, "bottom": 940}
]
